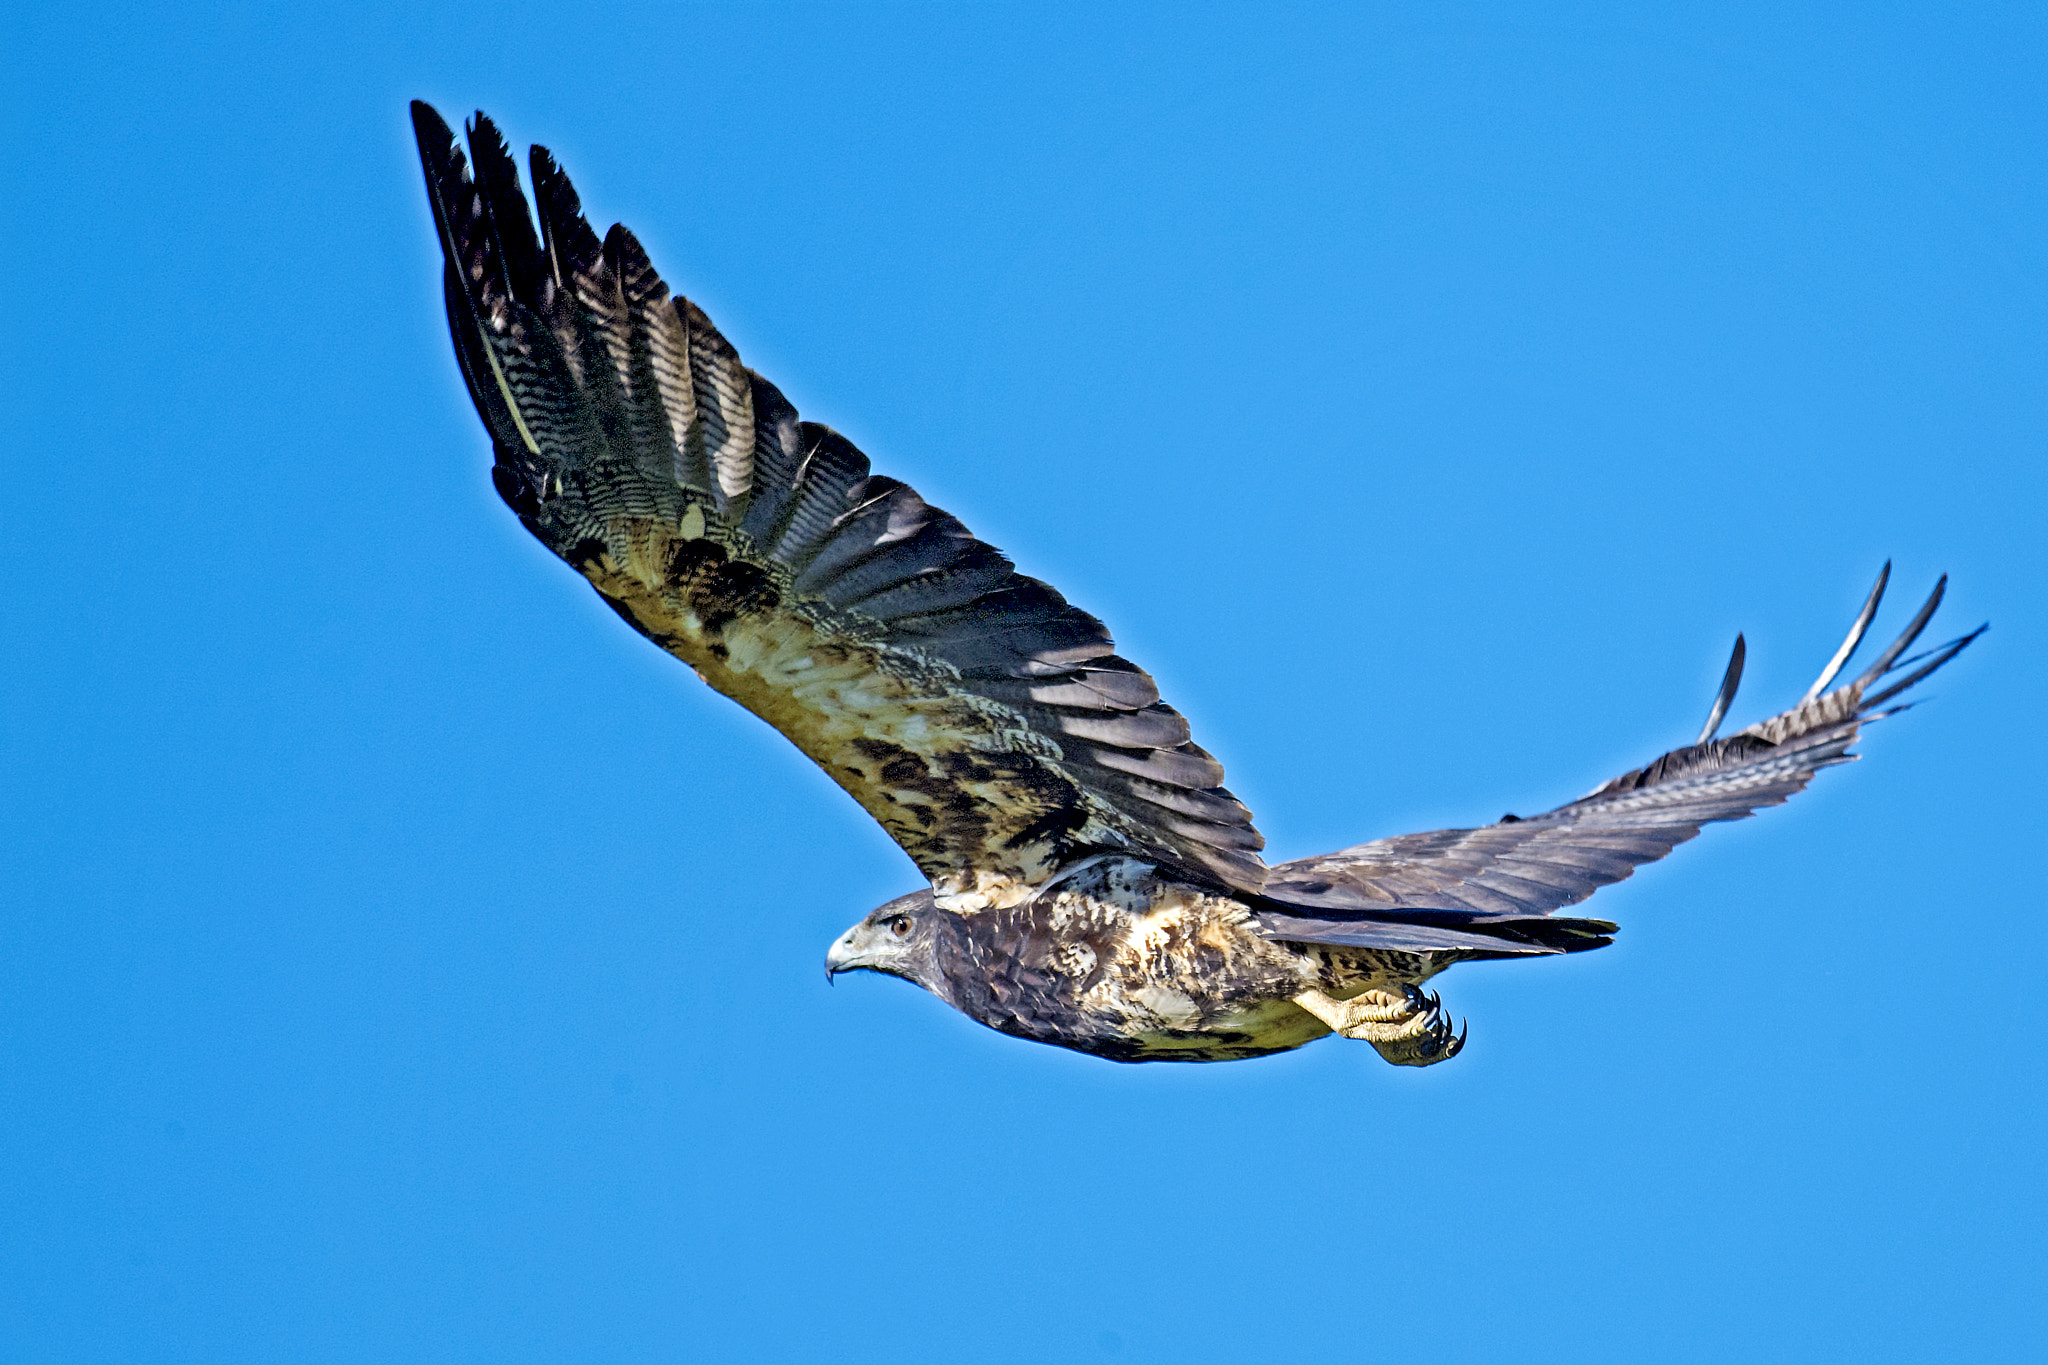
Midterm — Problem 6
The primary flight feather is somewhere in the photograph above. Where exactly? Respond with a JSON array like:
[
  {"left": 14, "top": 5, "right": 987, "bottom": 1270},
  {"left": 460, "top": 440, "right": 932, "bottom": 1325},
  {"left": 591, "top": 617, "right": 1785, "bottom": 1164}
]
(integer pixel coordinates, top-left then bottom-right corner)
[{"left": 412, "top": 102, "right": 1981, "bottom": 1066}]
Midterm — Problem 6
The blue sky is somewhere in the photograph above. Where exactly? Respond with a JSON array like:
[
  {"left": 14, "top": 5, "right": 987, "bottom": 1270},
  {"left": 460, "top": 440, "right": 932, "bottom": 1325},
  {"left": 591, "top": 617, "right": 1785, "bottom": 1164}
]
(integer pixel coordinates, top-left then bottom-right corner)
[{"left": 4, "top": 3, "right": 2042, "bottom": 1361}]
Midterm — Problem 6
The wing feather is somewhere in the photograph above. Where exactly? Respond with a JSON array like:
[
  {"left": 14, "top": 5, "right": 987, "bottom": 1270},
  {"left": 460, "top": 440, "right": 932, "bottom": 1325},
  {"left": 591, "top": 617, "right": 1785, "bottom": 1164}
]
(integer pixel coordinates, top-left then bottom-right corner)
[
  {"left": 1258, "top": 568, "right": 1981, "bottom": 950},
  {"left": 413, "top": 103, "right": 1265, "bottom": 894}
]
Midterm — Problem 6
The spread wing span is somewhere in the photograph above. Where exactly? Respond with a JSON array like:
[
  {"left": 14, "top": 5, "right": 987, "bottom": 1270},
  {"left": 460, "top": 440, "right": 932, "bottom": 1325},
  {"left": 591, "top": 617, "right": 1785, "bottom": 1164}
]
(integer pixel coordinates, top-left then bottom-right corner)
[
  {"left": 1255, "top": 565, "right": 1982, "bottom": 955},
  {"left": 411, "top": 103, "right": 1265, "bottom": 894}
]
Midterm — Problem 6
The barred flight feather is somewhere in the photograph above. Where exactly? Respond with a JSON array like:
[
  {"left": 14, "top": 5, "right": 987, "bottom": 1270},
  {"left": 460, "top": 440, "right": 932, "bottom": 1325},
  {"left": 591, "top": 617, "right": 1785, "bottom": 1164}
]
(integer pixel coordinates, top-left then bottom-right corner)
[
  {"left": 413, "top": 102, "right": 1266, "bottom": 894},
  {"left": 1256, "top": 571, "right": 1982, "bottom": 951}
]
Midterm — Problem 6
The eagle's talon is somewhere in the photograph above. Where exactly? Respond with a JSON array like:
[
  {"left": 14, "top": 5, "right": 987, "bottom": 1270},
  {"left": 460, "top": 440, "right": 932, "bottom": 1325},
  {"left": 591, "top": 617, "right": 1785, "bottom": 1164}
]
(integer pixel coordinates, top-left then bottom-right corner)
[
  {"left": 1372, "top": 1006, "right": 1466, "bottom": 1067},
  {"left": 1291, "top": 985, "right": 1466, "bottom": 1065}
]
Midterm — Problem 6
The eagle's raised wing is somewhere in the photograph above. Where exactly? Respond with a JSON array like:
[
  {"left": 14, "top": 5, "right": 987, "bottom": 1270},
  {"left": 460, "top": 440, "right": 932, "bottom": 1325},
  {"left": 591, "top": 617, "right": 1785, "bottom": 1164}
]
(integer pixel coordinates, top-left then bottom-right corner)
[
  {"left": 1255, "top": 565, "right": 1982, "bottom": 955},
  {"left": 412, "top": 104, "right": 1264, "bottom": 895}
]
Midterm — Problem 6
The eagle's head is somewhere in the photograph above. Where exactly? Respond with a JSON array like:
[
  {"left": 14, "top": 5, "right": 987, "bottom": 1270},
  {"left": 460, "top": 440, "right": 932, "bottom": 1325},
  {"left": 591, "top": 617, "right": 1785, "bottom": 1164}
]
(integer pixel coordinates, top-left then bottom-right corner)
[{"left": 824, "top": 889, "right": 943, "bottom": 991}]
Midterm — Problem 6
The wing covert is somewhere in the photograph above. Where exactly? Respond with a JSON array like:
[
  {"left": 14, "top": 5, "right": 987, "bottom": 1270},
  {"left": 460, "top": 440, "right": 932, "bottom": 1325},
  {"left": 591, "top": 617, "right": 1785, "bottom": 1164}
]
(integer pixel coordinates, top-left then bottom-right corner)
[{"left": 413, "top": 104, "right": 1265, "bottom": 895}]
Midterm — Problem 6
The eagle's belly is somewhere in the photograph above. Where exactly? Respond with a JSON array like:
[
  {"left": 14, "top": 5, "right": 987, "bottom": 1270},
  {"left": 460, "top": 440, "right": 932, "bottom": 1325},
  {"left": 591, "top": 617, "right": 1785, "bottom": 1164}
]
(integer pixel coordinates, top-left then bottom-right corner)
[
  {"left": 983, "top": 957, "right": 1331, "bottom": 1063},
  {"left": 1079, "top": 991, "right": 1332, "bottom": 1063},
  {"left": 1068, "top": 924, "right": 1331, "bottom": 1062}
]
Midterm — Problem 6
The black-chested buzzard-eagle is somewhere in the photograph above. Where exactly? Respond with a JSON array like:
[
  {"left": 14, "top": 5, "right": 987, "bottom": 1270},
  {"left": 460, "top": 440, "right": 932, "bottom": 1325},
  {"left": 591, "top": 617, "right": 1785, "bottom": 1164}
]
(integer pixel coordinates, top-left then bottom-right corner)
[{"left": 412, "top": 103, "right": 1981, "bottom": 1066}]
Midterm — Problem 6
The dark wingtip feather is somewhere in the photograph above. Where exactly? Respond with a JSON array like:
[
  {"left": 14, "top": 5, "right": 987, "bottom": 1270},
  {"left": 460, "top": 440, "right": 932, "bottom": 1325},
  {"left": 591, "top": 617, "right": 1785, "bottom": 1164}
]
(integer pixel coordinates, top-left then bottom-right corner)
[
  {"left": 1861, "top": 622, "right": 1987, "bottom": 712},
  {"left": 528, "top": 143, "right": 604, "bottom": 288},
  {"left": 462, "top": 112, "right": 545, "bottom": 307},
  {"left": 410, "top": 100, "right": 455, "bottom": 155},
  {"left": 1695, "top": 634, "right": 1746, "bottom": 745},
  {"left": 1804, "top": 561, "right": 1890, "bottom": 701},
  {"left": 1853, "top": 574, "right": 1947, "bottom": 692},
  {"left": 409, "top": 100, "right": 468, "bottom": 247},
  {"left": 410, "top": 101, "right": 526, "bottom": 453}
]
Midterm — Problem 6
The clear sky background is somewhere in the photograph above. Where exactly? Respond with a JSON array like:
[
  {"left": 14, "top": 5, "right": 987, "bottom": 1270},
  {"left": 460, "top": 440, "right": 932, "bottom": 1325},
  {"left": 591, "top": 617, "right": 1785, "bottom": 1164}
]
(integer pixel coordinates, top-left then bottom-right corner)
[{"left": 4, "top": 3, "right": 2042, "bottom": 1361}]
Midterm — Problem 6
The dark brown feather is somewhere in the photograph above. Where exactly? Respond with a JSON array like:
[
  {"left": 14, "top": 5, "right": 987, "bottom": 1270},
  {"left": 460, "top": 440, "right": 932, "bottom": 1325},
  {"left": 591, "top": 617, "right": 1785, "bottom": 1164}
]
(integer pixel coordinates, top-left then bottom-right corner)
[
  {"left": 412, "top": 103, "right": 1266, "bottom": 893},
  {"left": 1258, "top": 572, "right": 1982, "bottom": 949}
]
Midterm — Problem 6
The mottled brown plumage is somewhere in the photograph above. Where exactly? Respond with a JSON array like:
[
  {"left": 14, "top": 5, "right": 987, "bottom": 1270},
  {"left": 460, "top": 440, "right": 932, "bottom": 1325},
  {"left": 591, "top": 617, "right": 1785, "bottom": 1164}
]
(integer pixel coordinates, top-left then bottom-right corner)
[{"left": 413, "top": 103, "right": 1982, "bottom": 1067}]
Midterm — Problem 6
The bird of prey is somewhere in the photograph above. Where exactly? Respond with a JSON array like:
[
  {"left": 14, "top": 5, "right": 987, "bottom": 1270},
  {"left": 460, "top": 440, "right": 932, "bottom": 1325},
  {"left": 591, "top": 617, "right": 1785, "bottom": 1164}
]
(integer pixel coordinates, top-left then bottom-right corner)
[{"left": 412, "top": 102, "right": 1982, "bottom": 1067}]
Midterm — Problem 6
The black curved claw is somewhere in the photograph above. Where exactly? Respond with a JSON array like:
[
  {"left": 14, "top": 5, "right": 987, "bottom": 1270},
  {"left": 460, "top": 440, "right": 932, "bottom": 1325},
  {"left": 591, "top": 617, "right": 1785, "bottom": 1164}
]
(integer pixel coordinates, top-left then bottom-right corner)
[{"left": 1373, "top": 987, "right": 1468, "bottom": 1067}]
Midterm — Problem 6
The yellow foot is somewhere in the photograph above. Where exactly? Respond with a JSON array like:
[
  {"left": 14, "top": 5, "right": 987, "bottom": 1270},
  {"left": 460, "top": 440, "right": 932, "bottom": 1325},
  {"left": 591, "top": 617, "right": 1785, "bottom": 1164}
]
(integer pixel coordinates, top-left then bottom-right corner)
[{"left": 1292, "top": 986, "right": 1467, "bottom": 1067}]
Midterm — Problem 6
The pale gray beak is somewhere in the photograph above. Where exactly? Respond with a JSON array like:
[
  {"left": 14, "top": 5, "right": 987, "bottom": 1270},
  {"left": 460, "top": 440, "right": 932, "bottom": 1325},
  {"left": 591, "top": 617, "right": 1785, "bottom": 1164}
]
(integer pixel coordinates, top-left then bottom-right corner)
[{"left": 824, "top": 932, "right": 861, "bottom": 983}]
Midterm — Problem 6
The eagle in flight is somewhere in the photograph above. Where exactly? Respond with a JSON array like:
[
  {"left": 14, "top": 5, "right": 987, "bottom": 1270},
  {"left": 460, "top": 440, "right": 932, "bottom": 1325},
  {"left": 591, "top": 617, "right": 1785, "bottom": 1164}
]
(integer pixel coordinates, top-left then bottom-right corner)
[{"left": 412, "top": 103, "right": 1981, "bottom": 1067}]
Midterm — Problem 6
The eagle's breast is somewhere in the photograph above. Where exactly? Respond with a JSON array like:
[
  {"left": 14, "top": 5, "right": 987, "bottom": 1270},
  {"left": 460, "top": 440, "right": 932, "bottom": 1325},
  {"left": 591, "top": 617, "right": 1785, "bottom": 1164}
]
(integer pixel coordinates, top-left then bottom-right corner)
[{"left": 934, "top": 858, "right": 1330, "bottom": 1062}]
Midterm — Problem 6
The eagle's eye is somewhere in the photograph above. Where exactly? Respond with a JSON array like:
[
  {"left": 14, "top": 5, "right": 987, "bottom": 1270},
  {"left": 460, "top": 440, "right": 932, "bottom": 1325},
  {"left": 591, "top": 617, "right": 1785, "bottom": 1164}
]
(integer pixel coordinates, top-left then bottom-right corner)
[{"left": 887, "top": 916, "right": 912, "bottom": 938}]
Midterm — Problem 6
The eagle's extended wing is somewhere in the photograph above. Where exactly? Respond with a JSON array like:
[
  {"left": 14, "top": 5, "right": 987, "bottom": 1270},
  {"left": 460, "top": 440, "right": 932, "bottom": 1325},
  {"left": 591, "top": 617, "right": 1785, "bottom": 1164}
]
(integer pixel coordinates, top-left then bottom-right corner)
[
  {"left": 412, "top": 104, "right": 1264, "bottom": 895},
  {"left": 1255, "top": 566, "right": 1981, "bottom": 954}
]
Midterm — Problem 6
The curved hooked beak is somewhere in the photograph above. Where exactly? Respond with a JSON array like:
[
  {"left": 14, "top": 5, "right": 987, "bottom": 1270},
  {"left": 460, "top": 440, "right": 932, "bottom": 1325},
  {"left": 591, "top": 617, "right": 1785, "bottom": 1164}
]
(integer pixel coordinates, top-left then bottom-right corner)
[{"left": 824, "top": 931, "right": 862, "bottom": 984}]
